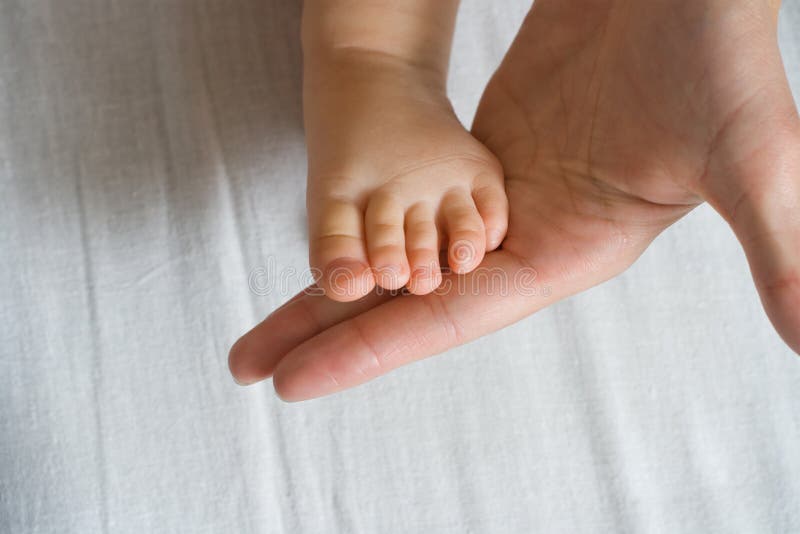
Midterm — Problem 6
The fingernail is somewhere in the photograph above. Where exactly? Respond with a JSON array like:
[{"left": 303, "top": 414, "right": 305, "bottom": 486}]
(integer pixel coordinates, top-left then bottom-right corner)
[{"left": 232, "top": 374, "right": 255, "bottom": 386}]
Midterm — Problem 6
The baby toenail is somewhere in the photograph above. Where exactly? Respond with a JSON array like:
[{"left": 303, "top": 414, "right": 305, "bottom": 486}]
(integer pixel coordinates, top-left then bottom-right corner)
[
  {"left": 452, "top": 241, "right": 475, "bottom": 264},
  {"left": 487, "top": 230, "right": 503, "bottom": 248},
  {"left": 325, "top": 259, "right": 368, "bottom": 298},
  {"left": 411, "top": 266, "right": 431, "bottom": 279},
  {"left": 377, "top": 265, "right": 402, "bottom": 284}
]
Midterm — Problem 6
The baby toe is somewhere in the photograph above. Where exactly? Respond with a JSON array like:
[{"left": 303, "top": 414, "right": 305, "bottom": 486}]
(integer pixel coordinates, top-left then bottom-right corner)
[
  {"left": 472, "top": 181, "right": 509, "bottom": 251},
  {"left": 404, "top": 203, "right": 442, "bottom": 295},
  {"left": 442, "top": 190, "right": 486, "bottom": 274},
  {"left": 365, "top": 193, "right": 411, "bottom": 291}
]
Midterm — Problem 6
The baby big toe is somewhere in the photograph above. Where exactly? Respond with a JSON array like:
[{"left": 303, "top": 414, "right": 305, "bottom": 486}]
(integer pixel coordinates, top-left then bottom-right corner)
[{"left": 309, "top": 199, "right": 375, "bottom": 302}]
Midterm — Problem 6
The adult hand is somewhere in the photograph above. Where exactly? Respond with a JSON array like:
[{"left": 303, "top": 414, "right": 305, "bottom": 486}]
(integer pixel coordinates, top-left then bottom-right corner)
[{"left": 230, "top": 0, "right": 800, "bottom": 400}]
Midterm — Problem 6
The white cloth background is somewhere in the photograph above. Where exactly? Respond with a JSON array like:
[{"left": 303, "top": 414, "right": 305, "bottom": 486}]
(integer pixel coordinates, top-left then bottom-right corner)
[{"left": 1, "top": 1, "right": 799, "bottom": 532}]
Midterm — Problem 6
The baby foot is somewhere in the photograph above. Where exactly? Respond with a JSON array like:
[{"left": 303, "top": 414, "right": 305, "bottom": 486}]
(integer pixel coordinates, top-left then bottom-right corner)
[{"left": 305, "top": 54, "right": 507, "bottom": 301}]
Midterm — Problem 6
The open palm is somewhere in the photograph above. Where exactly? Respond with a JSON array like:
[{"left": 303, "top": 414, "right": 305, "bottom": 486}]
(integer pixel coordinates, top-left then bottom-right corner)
[{"left": 229, "top": 0, "right": 800, "bottom": 400}]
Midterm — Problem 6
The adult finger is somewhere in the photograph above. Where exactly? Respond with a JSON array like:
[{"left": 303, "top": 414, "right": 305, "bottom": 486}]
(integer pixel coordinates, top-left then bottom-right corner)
[
  {"left": 228, "top": 288, "right": 393, "bottom": 385},
  {"left": 270, "top": 251, "right": 559, "bottom": 401}
]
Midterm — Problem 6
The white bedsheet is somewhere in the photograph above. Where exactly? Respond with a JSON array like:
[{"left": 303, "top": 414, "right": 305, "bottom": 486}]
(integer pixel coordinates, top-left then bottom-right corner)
[{"left": 2, "top": 1, "right": 799, "bottom": 532}]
